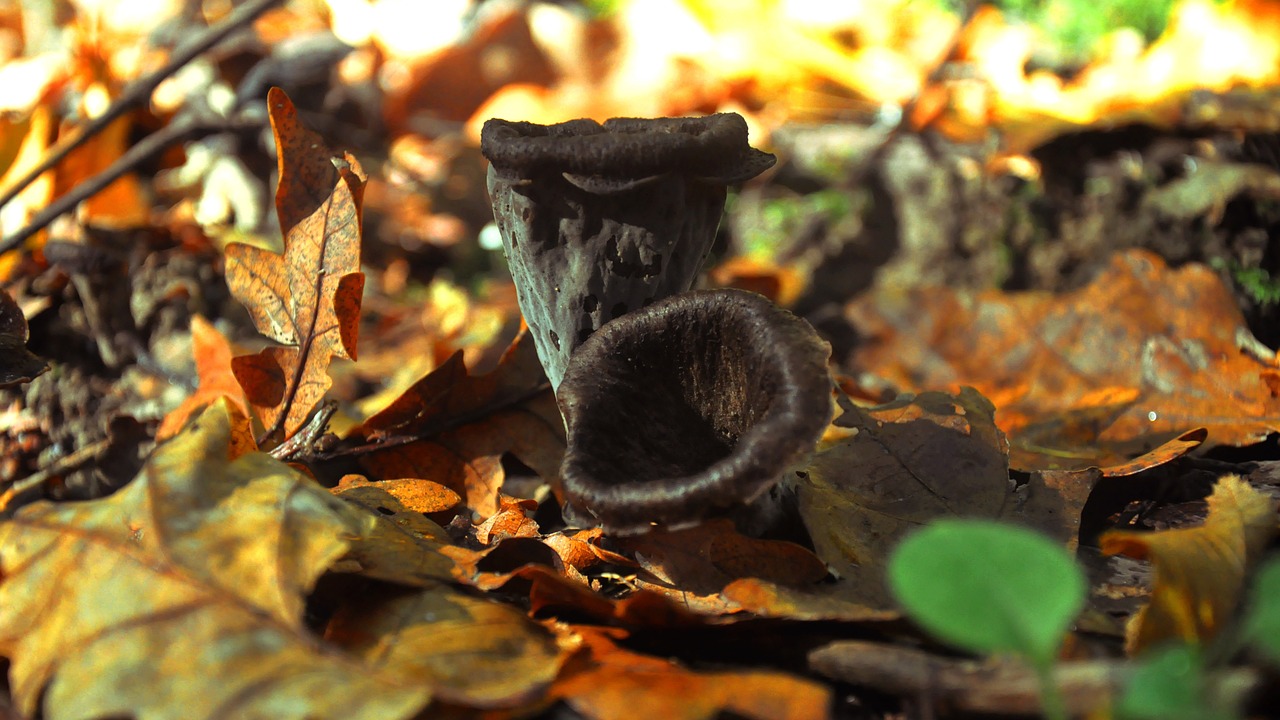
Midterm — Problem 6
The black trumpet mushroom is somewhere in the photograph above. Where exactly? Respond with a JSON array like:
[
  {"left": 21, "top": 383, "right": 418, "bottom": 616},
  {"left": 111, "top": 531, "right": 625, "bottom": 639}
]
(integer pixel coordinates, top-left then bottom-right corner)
[
  {"left": 480, "top": 113, "right": 775, "bottom": 389},
  {"left": 556, "top": 288, "right": 833, "bottom": 535}
]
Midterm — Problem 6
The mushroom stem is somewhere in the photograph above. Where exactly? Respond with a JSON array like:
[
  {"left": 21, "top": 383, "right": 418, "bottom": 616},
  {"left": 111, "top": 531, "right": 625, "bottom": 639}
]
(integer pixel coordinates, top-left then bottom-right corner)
[
  {"left": 481, "top": 114, "right": 775, "bottom": 388},
  {"left": 555, "top": 288, "right": 833, "bottom": 535}
]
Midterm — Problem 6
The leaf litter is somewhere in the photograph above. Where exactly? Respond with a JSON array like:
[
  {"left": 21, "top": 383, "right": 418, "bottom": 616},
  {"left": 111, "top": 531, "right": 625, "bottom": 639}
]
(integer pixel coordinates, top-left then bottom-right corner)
[{"left": 2, "top": 3, "right": 1280, "bottom": 715}]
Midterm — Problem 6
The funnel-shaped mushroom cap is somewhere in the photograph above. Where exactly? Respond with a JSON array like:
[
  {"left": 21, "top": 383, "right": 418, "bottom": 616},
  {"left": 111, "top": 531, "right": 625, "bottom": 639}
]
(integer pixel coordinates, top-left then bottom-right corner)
[
  {"left": 481, "top": 114, "right": 775, "bottom": 389},
  {"left": 557, "top": 288, "right": 832, "bottom": 535}
]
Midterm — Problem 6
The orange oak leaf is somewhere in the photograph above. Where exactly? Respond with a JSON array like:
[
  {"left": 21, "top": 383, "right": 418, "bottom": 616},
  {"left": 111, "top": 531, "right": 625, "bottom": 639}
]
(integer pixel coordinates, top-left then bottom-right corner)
[
  {"left": 225, "top": 87, "right": 366, "bottom": 442},
  {"left": 1101, "top": 474, "right": 1278, "bottom": 654},
  {"left": 848, "top": 250, "right": 1280, "bottom": 469},
  {"left": 550, "top": 627, "right": 831, "bottom": 720},
  {"left": 355, "top": 330, "right": 564, "bottom": 520},
  {"left": 332, "top": 474, "right": 461, "bottom": 515},
  {"left": 475, "top": 495, "right": 541, "bottom": 545},
  {"left": 157, "top": 315, "right": 248, "bottom": 441}
]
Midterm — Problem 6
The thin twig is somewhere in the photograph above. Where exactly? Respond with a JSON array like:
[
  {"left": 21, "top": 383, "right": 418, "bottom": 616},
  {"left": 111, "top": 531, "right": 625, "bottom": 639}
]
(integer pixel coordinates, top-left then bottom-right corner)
[
  {"left": 0, "top": 438, "right": 112, "bottom": 513},
  {"left": 0, "top": 113, "right": 262, "bottom": 253},
  {"left": 268, "top": 401, "right": 338, "bottom": 461},
  {"left": 0, "top": 0, "right": 281, "bottom": 241}
]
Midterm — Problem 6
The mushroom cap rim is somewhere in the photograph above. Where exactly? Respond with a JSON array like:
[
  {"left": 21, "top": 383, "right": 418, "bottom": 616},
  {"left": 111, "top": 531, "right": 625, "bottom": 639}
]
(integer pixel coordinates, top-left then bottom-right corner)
[
  {"left": 556, "top": 288, "right": 833, "bottom": 535},
  {"left": 480, "top": 113, "right": 776, "bottom": 185}
]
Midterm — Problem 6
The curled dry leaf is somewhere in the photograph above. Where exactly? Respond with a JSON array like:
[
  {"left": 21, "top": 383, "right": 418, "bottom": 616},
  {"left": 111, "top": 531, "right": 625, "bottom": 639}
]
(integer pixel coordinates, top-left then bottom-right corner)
[
  {"left": 356, "top": 330, "right": 564, "bottom": 520},
  {"left": 0, "top": 400, "right": 430, "bottom": 720},
  {"left": 475, "top": 495, "right": 541, "bottom": 545},
  {"left": 225, "top": 87, "right": 366, "bottom": 442},
  {"left": 1101, "top": 474, "right": 1278, "bottom": 654},
  {"left": 848, "top": 249, "right": 1280, "bottom": 469}
]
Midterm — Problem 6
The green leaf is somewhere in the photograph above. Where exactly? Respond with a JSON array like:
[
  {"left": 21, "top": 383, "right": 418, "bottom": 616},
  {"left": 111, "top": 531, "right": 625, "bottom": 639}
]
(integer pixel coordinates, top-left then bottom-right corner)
[
  {"left": 1243, "top": 556, "right": 1280, "bottom": 663},
  {"left": 1117, "top": 645, "right": 1226, "bottom": 720},
  {"left": 887, "top": 519, "right": 1086, "bottom": 664}
]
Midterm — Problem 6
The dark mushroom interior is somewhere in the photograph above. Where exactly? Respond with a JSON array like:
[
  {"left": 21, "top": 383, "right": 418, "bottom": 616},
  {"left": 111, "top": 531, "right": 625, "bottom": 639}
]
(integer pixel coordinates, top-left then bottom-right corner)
[{"left": 557, "top": 288, "right": 832, "bottom": 534}]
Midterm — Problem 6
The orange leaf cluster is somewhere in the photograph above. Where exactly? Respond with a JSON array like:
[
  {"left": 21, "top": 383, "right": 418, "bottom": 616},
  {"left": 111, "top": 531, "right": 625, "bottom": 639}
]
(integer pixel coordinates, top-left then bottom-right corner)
[
  {"left": 356, "top": 330, "right": 564, "bottom": 519},
  {"left": 849, "top": 249, "right": 1280, "bottom": 469}
]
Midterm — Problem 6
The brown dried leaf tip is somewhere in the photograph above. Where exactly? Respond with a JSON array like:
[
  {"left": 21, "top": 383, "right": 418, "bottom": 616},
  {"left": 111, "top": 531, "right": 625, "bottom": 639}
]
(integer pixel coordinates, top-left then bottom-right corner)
[
  {"left": 557, "top": 289, "right": 832, "bottom": 535},
  {"left": 481, "top": 113, "right": 775, "bottom": 388}
]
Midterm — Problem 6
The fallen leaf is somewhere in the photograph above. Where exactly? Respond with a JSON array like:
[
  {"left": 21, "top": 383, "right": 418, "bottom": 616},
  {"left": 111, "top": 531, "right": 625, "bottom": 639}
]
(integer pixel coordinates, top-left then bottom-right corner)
[
  {"left": 156, "top": 315, "right": 247, "bottom": 440},
  {"left": 331, "top": 483, "right": 458, "bottom": 588},
  {"left": 225, "top": 87, "right": 366, "bottom": 442},
  {"left": 0, "top": 400, "right": 429, "bottom": 719},
  {"left": 0, "top": 285, "right": 46, "bottom": 386},
  {"left": 550, "top": 627, "right": 831, "bottom": 720},
  {"left": 542, "top": 527, "right": 638, "bottom": 574},
  {"left": 333, "top": 474, "right": 461, "bottom": 514},
  {"left": 1101, "top": 474, "right": 1278, "bottom": 654},
  {"left": 1008, "top": 429, "right": 1208, "bottom": 549},
  {"left": 617, "top": 519, "right": 828, "bottom": 597},
  {"left": 475, "top": 495, "right": 541, "bottom": 545},
  {"left": 326, "top": 584, "right": 570, "bottom": 709},
  {"left": 847, "top": 250, "right": 1280, "bottom": 469},
  {"left": 356, "top": 330, "right": 564, "bottom": 519},
  {"left": 796, "top": 387, "right": 1011, "bottom": 607},
  {"left": 722, "top": 578, "right": 899, "bottom": 623}
]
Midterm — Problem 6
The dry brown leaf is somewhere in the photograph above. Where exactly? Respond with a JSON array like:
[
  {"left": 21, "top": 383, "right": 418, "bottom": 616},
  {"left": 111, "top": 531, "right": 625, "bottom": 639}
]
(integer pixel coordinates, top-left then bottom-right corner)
[
  {"left": 797, "top": 388, "right": 1011, "bottom": 607},
  {"left": 618, "top": 519, "right": 829, "bottom": 597},
  {"left": 475, "top": 495, "right": 541, "bottom": 545},
  {"left": 225, "top": 87, "right": 366, "bottom": 442},
  {"left": 848, "top": 250, "right": 1280, "bottom": 470},
  {"left": 1008, "top": 427, "right": 1208, "bottom": 550},
  {"left": 156, "top": 315, "right": 247, "bottom": 440},
  {"left": 543, "top": 528, "right": 638, "bottom": 574},
  {"left": 326, "top": 584, "right": 570, "bottom": 709},
  {"left": 550, "top": 627, "right": 831, "bottom": 720},
  {"left": 0, "top": 285, "right": 46, "bottom": 386},
  {"left": 0, "top": 400, "right": 430, "bottom": 719},
  {"left": 1101, "top": 474, "right": 1278, "bottom": 654},
  {"left": 357, "top": 330, "right": 564, "bottom": 519}
]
